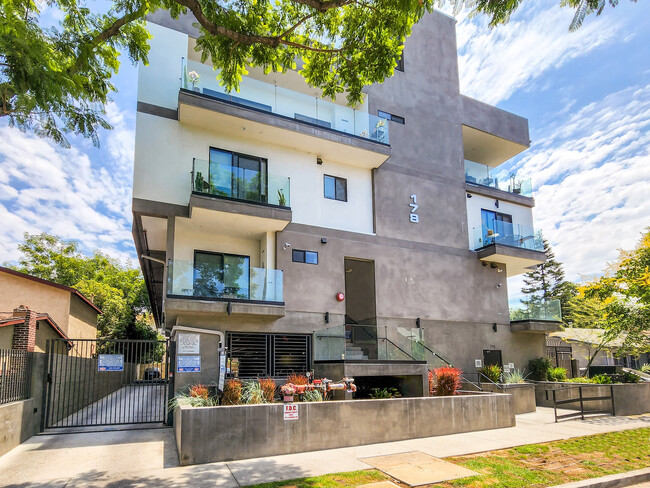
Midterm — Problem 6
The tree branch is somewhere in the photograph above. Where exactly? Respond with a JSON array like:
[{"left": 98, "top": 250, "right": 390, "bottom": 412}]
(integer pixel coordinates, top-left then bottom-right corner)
[{"left": 289, "top": 0, "right": 352, "bottom": 12}]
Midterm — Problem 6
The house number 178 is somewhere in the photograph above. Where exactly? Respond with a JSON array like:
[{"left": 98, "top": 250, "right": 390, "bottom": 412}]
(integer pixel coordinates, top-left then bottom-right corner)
[{"left": 409, "top": 194, "right": 419, "bottom": 223}]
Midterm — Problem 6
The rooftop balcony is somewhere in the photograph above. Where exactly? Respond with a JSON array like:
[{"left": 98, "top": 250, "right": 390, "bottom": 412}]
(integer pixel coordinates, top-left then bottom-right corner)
[
  {"left": 465, "top": 160, "right": 532, "bottom": 198},
  {"left": 472, "top": 223, "right": 546, "bottom": 276},
  {"left": 178, "top": 58, "right": 391, "bottom": 168},
  {"left": 510, "top": 298, "right": 563, "bottom": 334}
]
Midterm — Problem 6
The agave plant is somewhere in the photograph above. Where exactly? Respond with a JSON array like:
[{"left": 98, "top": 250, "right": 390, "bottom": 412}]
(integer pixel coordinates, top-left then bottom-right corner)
[
  {"left": 241, "top": 380, "right": 268, "bottom": 404},
  {"left": 503, "top": 368, "right": 526, "bottom": 384}
]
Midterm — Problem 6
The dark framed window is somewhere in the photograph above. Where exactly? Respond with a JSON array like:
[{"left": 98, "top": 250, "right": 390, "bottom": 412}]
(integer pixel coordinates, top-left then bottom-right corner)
[
  {"left": 324, "top": 175, "right": 347, "bottom": 202},
  {"left": 292, "top": 250, "right": 318, "bottom": 265},
  {"left": 206, "top": 147, "right": 268, "bottom": 203},
  {"left": 377, "top": 110, "right": 405, "bottom": 125},
  {"left": 193, "top": 250, "right": 250, "bottom": 299}
]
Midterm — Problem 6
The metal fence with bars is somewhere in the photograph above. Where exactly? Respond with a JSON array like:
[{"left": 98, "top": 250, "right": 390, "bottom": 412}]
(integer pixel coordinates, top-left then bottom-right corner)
[{"left": 0, "top": 349, "right": 32, "bottom": 405}]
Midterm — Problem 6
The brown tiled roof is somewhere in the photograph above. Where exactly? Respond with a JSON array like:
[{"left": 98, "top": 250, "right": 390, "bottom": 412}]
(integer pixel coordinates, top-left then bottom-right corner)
[
  {"left": 0, "top": 266, "right": 102, "bottom": 314},
  {"left": 0, "top": 311, "right": 71, "bottom": 343}
]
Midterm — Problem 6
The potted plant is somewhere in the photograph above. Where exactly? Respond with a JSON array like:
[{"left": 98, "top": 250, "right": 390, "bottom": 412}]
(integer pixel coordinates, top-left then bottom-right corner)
[
  {"left": 280, "top": 384, "right": 295, "bottom": 403},
  {"left": 277, "top": 189, "right": 287, "bottom": 206},
  {"left": 187, "top": 70, "right": 200, "bottom": 92}
]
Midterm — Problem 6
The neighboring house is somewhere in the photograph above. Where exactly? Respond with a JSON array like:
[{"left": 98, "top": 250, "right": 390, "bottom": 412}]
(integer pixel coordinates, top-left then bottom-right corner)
[
  {"left": 132, "top": 9, "right": 554, "bottom": 388},
  {"left": 550, "top": 328, "right": 650, "bottom": 372},
  {"left": 0, "top": 267, "right": 101, "bottom": 342},
  {"left": 0, "top": 307, "right": 71, "bottom": 353}
]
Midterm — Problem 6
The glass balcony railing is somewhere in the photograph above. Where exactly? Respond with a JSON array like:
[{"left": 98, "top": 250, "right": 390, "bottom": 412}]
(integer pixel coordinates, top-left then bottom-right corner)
[
  {"left": 192, "top": 158, "right": 290, "bottom": 207},
  {"left": 181, "top": 58, "right": 389, "bottom": 144},
  {"left": 509, "top": 298, "right": 562, "bottom": 322},
  {"left": 167, "top": 259, "right": 283, "bottom": 303},
  {"left": 472, "top": 223, "right": 544, "bottom": 252},
  {"left": 465, "top": 160, "right": 532, "bottom": 197},
  {"left": 313, "top": 324, "right": 451, "bottom": 369}
]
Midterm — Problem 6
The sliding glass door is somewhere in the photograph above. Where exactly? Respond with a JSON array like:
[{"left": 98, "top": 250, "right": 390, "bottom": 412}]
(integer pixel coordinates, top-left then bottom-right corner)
[
  {"left": 209, "top": 148, "right": 268, "bottom": 203},
  {"left": 481, "top": 209, "right": 513, "bottom": 246},
  {"left": 193, "top": 251, "right": 250, "bottom": 299}
]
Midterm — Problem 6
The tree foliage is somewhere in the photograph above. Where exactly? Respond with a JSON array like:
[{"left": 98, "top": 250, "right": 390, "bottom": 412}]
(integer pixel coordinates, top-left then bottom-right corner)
[
  {"left": 6, "top": 232, "right": 153, "bottom": 340},
  {"left": 582, "top": 228, "right": 650, "bottom": 355},
  {"left": 2, "top": 0, "right": 636, "bottom": 147}
]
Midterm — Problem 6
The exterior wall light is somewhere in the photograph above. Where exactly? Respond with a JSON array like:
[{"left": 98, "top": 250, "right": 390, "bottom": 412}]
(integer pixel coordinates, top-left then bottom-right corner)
[
  {"left": 466, "top": 194, "right": 472, "bottom": 198},
  {"left": 282, "top": 243, "right": 291, "bottom": 250},
  {"left": 317, "top": 157, "right": 323, "bottom": 165},
  {"left": 321, "top": 238, "right": 328, "bottom": 244}
]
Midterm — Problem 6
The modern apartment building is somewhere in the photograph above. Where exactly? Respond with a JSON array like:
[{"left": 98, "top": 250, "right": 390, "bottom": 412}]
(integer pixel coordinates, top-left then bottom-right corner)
[{"left": 132, "top": 9, "right": 557, "bottom": 393}]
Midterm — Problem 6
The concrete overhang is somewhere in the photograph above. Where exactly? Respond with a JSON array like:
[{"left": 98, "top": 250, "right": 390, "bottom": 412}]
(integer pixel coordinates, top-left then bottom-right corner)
[
  {"left": 477, "top": 244, "right": 546, "bottom": 277},
  {"left": 189, "top": 194, "right": 292, "bottom": 235},
  {"left": 511, "top": 320, "right": 563, "bottom": 334},
  {"left": 164, "top": 297, "right": 285, "bottom": 327},
  {"left": 465, "top": 182, "right": 535, "bottom": 207},
  {"left": 461, "top": 95, "right": 530, "bottom": 167},
  {"left": 178, "top": 90, "right": 391, "bottom": 168}
]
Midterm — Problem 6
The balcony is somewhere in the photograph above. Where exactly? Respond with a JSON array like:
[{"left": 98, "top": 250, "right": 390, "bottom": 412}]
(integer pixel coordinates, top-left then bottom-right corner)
[
  {"left": 178, "top": 58, "right": 391, "bottom": 169},
  {"left": 510, "top": 298, "right": 563, "bottom": 333},
  {"left": 472, "top": 223, "right": 546, "bottom": 276},
  {"left": 165, "top": 259, "right": 285, "bottom": 321},
  {"left": 192, "top": 158, "right": 290, "bottom": 208},
  {"left": 465, "top": 160, "right": 532, "bottom": 198}
]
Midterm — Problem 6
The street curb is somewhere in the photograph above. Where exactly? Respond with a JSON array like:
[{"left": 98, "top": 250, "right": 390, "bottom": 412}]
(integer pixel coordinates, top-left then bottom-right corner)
[{"left": 550, "top": 467, "right": 650, "bottom": 488}]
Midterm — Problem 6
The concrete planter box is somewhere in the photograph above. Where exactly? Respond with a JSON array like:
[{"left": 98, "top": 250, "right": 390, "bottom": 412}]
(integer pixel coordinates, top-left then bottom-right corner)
[
  {"left": 174, "top": 393, "right": 515, "bottom": 465},
  {"left": 479, "top": 383, "right": 536, "bottom": 414},
  {"left": 533, "top": 381, "right": 650, "bottom": 416}
]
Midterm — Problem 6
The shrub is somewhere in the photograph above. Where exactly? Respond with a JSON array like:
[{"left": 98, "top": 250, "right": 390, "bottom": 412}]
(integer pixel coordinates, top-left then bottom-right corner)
[
  {"left": 640, "top": 363, "right": 650, "bottom": 374},
  {"left": 622, "top": 371, "right": 641, "bottom": 383},
  {"left": 428, "top": 370, "right": 435, "bottom": 396},
  {"left": 592, "top": 374, "right": 612, "bottom": 384},
  {"left": 528, "top": 357, "right": 552, "bottom": 381},
  {"left": 241, "top": 380, "right": 267, "bottom": 404},
  {"left": 480, "top": 364, "right": 502, "bottom": 383},
  {"left": 222, "top": 378, "right": 243, "bottom": 405},
  {"left": 547, "top": 367, "right": 567, "bottom": 382},
  {"left": 169, "top": 384, "right": 218, "bottom": 410},
  {"left": 286, "top": 373, "right": 309, "bottom": 385},
  {"left": 567, "top": 376, "right": 593, "bottom": 383},
  {"left": 434, "top": 367, "right": 462, "bottom": 396},
  {"left": 258, "top": 377, "right": 277, "bottom": 403},
  {"left": 369, "top": 387, "right": 401, "bottom": 399},
  {"left": 503, "top": 368, "right": 526, "bottom": 384},
  {"left": 302, "top": 389, "right": 323, "bottom": 402},
  {"left": 189, "top": 384, "right": 209, "bottom": 399}
]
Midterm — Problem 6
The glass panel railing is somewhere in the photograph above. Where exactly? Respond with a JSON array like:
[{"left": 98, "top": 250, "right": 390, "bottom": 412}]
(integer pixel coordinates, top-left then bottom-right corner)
[
  {"left": 472, "top": 224, "right": 544, "bottom": 251},
  {"left": 181, "top": 58, "right": 389, "bottom": 144},
  {"left": 167, "top": 259, "right": 283, "bottom": 302},
  {"left": 510, "top": 298, "right": 562, "bottom": 322},
  {"left": 192, "top": 158, "right": 290, "bottom": 207},
  {"left": 465, "top": 160, "right": 532, "bottom": 197},
  {"left": 313, "top": 324, "right": 453, "bottom": 366}
]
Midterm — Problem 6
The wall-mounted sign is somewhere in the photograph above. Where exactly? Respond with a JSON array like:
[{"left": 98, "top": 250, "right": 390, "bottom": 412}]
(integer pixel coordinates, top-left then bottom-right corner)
[
  {"left": 177, "top": 332, "right": 200, "bottom": 354},
  {"left": 507, "top": 362, "right": 515, "bottom": 369},
  {"left": 474, "top": 359, "right": 482, "bottom": 368},
  {"left": 98, "top": 354, "right": 124, "bottom": 372},
  {"left": 283, "top": 403, "right": 299, "bottom": 421},
  {"left": 409, "top": 194, "right": 419, "bottom": 223},
  {"left": 218, "top": 354, "right": 226, "bottom": 391},
  {"left": 177, "top": 355, "right": 201, "bottom": 373}
]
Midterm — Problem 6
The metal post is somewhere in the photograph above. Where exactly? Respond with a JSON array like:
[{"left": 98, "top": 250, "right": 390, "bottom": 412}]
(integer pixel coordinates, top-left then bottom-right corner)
[
  {"left": 610, "top": 384, "right": 616, "bottom": 417},
  {"left": 553, "top": 389, "right": 558, "bottom": 423},
  {"left": 579, "top": 386, "right": 585, "bottom": 421}
]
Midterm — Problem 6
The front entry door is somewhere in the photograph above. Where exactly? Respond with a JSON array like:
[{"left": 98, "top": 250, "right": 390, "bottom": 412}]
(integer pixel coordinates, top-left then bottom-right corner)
[
  {"left": 344, "top": 258, "right": 377, "bottom": 359},
  {"left": 483, "top": 349, "right": 503, "bottom": 368}
]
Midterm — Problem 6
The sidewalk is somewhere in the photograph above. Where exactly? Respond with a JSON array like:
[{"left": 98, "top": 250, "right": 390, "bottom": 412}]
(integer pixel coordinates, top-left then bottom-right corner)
[{"left": 1, "top": 408, "right": 648, "bottom": 487}]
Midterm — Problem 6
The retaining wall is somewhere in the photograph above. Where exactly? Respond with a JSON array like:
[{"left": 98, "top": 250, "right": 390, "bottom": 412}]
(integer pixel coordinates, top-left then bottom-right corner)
[
  {"left": 479, "top": 383, "right": 536, "bottom": 414},
  {"left": 533, "top": 382, "right": 650, "bottom": 416},
  {"left": 174, "top": 393, "right": 515, "bottom": 465}
]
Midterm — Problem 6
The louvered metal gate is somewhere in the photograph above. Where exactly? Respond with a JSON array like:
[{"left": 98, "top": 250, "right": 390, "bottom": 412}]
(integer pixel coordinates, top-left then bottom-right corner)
[
  {"left": 226, "top": 332, "right": 311, "bottom": 378},
  {"left": 42, "top": 338, "right": 172, "bottom": 430}
]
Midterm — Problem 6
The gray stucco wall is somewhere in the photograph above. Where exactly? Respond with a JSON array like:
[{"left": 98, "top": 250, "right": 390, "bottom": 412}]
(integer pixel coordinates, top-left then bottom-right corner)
[
  {"left": 479, "top": 383, "right": 536, "bottom": 414},
  {"left": 174, "top": 392, "right": 515, "bottom": 465}
]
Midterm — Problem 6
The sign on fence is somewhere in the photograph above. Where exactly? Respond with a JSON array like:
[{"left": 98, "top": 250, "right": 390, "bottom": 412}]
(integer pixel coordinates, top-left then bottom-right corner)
[
  {"left": 177, "top": 355, "right": 201, "bottom": 373},
  {"left": 98, "top": 354, "right": 124, "bottom": 372}
]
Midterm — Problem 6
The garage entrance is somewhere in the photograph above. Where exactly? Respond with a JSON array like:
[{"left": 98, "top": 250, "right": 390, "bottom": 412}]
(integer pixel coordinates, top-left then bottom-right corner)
[{"left": 41, "top": 338, "right": 173, "bottom": 430}]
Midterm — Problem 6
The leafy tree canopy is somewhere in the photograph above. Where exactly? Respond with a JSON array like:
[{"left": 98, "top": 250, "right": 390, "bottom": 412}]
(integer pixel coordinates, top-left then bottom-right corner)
[
  {"left": 582, "top": 228, "right": 650, "bottom": 355},
  {"left": 6, "top": 232, "right": 154, "bottom": 340},
  {"left": 1, "top": 0, "right": 635, "bottom": 147}
]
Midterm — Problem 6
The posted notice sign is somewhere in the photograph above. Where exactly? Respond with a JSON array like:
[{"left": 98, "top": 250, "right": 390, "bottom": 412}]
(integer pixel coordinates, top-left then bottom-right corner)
[
  {"left": 98, "top": 354, "right": 124, "bottom": 372},
  {"left": 177, "top": 355, "right": 201, "bottom": 373},
  {"left": 283, "top": 404, "right": 298, "bottom": 421}
]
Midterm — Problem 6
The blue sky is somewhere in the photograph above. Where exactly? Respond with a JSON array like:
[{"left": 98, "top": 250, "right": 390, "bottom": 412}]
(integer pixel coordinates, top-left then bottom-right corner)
[{"left": 1, "top": 0, "right": 649, "bottom": 298}]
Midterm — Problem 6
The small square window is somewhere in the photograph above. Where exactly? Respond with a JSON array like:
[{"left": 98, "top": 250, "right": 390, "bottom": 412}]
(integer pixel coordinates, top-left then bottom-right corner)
[
  {"left": 377, "top": 110, "right": 405, "bottom": 125},
  {"left": 324, "top": 175, "right": 347, "bottom": 202},
  {"left": 292, "top": 249, "right": 318, "bottom": 265}
]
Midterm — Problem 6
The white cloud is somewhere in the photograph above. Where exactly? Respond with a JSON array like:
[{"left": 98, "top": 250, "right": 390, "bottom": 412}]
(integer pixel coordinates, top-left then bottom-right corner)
[
  {"left": 455, "top": 0, "right": 622, "bottom": 105},
  {"left": 513, "top": 84, "right": 650, "bottom": 283},
  {"left": 0, "top": 105, "right": 136, "bottom": 264}
]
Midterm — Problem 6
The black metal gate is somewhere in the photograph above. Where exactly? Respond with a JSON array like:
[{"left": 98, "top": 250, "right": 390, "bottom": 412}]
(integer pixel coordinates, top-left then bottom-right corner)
[
  {"left": 42, "top": 339, "right": 173, "bottom": 430},
  {"left": 546, "top": 337, "right": 573, "bottom": 378}
]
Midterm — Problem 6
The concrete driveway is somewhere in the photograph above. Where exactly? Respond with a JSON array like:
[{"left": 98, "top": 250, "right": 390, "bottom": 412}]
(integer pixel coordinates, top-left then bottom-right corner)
[{"left": 1, "top": 408, "right": 649, "bottom": 487}]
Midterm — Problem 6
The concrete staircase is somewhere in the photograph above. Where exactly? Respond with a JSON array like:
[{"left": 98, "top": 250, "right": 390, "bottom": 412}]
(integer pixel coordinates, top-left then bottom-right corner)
[{"left": 345, "top": 339, "right": 368, "bottom": 360}]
